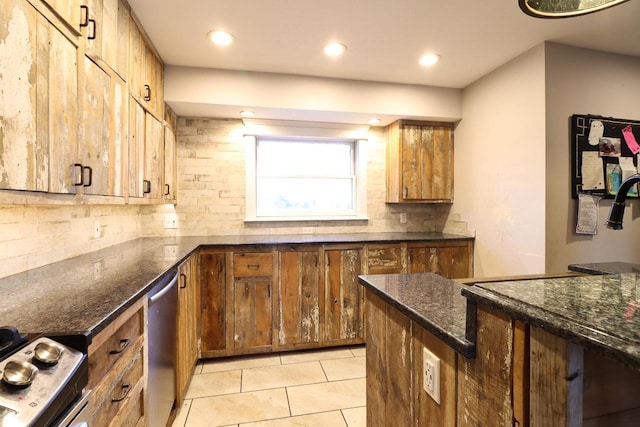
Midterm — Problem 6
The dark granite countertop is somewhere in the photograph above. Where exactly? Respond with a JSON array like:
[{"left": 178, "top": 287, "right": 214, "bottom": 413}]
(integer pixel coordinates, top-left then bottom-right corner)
[
  {"left": 463, "top": 274, "right": 640, "bottom": 370},
  {"left": 0, "top": 232, "right": 471, "bottom": 346},
  {"left": 568, "top": 261, "right": 640, "bottom": 275},
  {"left": 358, "top": 273, "right": 475, "bottom": 357}
]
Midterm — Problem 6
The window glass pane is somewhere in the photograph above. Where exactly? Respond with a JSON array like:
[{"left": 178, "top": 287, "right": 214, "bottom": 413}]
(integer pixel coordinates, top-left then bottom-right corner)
[
  {"left": 257, "top": 140, "right": 353, "bottom": 177},
  {"left": 257, "top": 177, "right": 354, "bottom": 214}
]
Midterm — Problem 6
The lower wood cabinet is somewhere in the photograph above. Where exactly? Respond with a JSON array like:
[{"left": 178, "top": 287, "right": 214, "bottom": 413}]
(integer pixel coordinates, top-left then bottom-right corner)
[
  {"left": 198, "top": 239, "right": 473, "bottom": 359},
  {"left": 176, "top": 253, "right": 199, "bottom": 405},
  {"left": 88, "top": 299, "right": 145, "bottom": 427}
]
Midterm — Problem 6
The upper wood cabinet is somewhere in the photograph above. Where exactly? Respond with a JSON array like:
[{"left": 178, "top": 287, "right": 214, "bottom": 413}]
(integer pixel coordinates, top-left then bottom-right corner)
[
  {"left": 386, "top": 120, "right": 454, "bottom": 203},
  {"left": 129, "top": 98, "right": 164, "bottom": 201},
  {"left": 1, "top": 0, "right": 80, "bottom": 194},
  {"left": 81, "top": 0, "right": 130, "bottom": 80},
  {"left": 163, "top": 105, "right": 178, "bottom": 202},
  {"left": 39, "top": 0, "right": 82, "bottom": 30},
  {"left": 129, "top": 15, "right": 163, "bottom": 119}
]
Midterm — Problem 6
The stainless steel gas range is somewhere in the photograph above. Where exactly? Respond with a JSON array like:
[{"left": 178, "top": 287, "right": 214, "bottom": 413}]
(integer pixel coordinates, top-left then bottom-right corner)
[{"left": 0, "top": 327, "right": 90, "bottom": 426}]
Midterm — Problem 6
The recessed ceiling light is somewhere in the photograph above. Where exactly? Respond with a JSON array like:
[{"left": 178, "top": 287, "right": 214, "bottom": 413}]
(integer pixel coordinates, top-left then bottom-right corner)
[
  {"left": 324, "top": 42, "right": 346, "bottom": 57},
  {"left": 240, "top": 110, "right": 255, "bottom": 117},
  {"left": 419, "top": 53, "right": 441, "bottom": 67},
  {"left": 208, "top": 30, "right": 234, "bottom": 46},
  {"left": 368, "top": 118, "right": 381, "bottom": 125}
]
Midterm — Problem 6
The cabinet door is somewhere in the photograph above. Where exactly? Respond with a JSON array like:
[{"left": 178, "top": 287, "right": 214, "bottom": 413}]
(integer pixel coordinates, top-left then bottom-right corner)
[
  {"left": 367, "top": 244, "right": 405, "bottom": 274},
  {"left": 0, "top": 0, "right": 48, "bottom": 191},
  {"left": 407, "top": 243, "right": 472, "bottom": 279},
  {"left": 233, "top": 280, "right": 273, "bottom": 350},
  {"left": 144, "top": 113, "right": 163, "bottom": 199},
  {"left": 41, "top": 0, "right": 82, "bottom": 30},
  {"left": 177, "top": 254, "right": 198, "bottom": 404},
  {"left": 402, "top": 125, "right": 453, "bottom": 201},
  {"left": 128, "top": 98, "right": 145, "bottom": 198},
  {"left": 129, "top": 17, "right": 163, "bottom": 118},
  {"left": 279, "top": 250, "right": 321, "bottom": 346},
  {"left": 83, "top": 0, "right": 129, "bottom": 79},
  {"left": 324, "top": 248, "right": 364, "bottom": 343},
  {"left": 200, "top": 252, "right": 227, "bottom": 356}
]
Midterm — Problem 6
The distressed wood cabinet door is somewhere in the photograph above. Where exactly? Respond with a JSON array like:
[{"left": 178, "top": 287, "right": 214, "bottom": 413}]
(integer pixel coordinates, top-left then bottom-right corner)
[
  {"left": 129, "top": 17, "right": 163, "bottom": 118},
  {"left": 163, "top": 106, "right": 177, "bottom": 202},
  {"left": 82, "top": 0, "right": 129, "bottom": 80},
  {"left": 128, "top": 98, "right": 164, "bottom": 201},
  {"left": 386, "top": 120, "right": 454, "bottom": 203},
  {"left": 199, "top": 252, "right": 227, "bottom": 357},
  {"left": 40, "top": 0, "right": 82, "bottom": 30},
  {"left": 176, "top": 253, "right": 199, "bottom": 405},
  {"left": 324, "top": 248, "right": 365, "bottom": 344},
  {"left": 144, "top": 113, "right": 164, "bottom": 199},
  {"left": 407, "top": 241, "right": 473, "bottom": 279},
  {"left": 367, "top": 243, "right": 405, "bottom": 274},
  {"left": 278, "top": 249, "right": 322, "bottom": 347}
]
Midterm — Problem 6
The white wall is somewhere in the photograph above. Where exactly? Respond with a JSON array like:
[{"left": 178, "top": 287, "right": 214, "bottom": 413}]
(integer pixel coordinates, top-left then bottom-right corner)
[
  {"left": 454, "top": 45, "right": 547, "bottom": 277},
  {"left": 545, "top": 43, "right": 640, "bottom": 272}
]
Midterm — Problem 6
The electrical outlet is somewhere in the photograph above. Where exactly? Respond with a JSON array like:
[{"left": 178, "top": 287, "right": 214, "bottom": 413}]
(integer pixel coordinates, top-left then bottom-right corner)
[
  {"left": 423, "top": 347, "right": 441, "bottom": 404},
  {"left": 164, "top": 213, "right": 178, "bottom": 229},
  {"left": 93, "top": 221, "right": 101, "bottom": 239},
  {"left": 399, "top": 213, "right": 407, "bottom": 224}
]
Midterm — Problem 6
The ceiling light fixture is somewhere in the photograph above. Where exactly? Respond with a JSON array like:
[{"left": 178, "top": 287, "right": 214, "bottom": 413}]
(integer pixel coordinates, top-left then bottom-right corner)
[
  {"left": 518, "top": 0, "right": 629, "bottom": 18},
  {"left": 240, "top": 110, "right": 255, "bottom": 117},
  {"left": 208, "top": 30, "right": 234, "bottom": 46},
  {"left": 324, "top": 42, "right": 347, "bottom": 57},
  {"left": 419, "top": 53, "right": 440, "bottom": 67},
  {"left": 367, "top": 118, "right": 381, "bottom": 125}
]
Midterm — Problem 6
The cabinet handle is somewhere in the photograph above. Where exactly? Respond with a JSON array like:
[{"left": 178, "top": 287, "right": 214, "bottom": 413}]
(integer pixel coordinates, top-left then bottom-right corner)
[
  {"left": 109, "top": 339, "right": 130, "bottom": 355},
  {"left": 403, "top": 187, "right": 408, "bottom": 198},
  {"left": 83, "top": 166, "right": 92, "bottom": 187},
  {"left": 79, "top": 5, "right": 89, "bottom": 27},
  {"left": 87, "top": 19, "right": 96, "bottom": 40},
  {"left": 73, "top": 163, "right": 84, "bottom": 186},
  {"left": 144, "top": 84, "right": 151, "bottom": 102},
  {"left": 180, "top": 273, "right": 187, "bottom": 289},
  {"left": 164, "top": 184, "right": 170, "bottom": 196},
  {"left": 143, "top": 180, "right": 151, "bottom": 194},
  {"left": 111, "top": 384, "right": 131, "bottom": 402},
  {"left": 247, "top": 264, "right": 260, "bottom": 269}
]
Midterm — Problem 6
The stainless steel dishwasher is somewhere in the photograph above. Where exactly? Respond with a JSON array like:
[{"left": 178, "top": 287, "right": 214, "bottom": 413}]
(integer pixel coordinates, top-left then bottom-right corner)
[{"left": 147, "top": 270, "right": 178, "bottom": 427}]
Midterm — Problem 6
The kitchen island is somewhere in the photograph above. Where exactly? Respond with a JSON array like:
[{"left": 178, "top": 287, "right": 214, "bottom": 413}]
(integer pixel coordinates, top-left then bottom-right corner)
[{"left": 359, "top": 272, "right": 640, "bottom": 426}]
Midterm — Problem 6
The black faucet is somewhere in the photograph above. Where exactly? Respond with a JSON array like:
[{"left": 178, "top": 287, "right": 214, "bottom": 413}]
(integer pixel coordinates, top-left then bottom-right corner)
[{"left": 605, "top": 174, "right": 640, "bottom": 230}]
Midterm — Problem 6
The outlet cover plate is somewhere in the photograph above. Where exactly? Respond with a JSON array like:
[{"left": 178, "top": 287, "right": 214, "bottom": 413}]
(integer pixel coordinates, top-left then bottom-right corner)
[
  {"left": 423, "top": 347, "right": 441, "bottom": 404},
  {"left": 164, "top": 213, "right": 178, "bottom": 229}
]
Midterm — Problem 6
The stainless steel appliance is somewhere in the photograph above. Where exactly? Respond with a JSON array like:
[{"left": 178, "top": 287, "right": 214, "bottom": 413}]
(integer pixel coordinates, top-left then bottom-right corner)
[
  {"left": 147, "top": 271, "right": 178, "bottom": 427},
  {"left": 0, "top": 331, "right": 89, "bottom": 426}
]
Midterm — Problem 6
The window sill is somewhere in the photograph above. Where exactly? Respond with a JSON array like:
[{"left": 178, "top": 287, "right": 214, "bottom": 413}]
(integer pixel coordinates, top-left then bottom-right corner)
[{"left": 245, "top": 215, "right": 369, "bottom": 223}]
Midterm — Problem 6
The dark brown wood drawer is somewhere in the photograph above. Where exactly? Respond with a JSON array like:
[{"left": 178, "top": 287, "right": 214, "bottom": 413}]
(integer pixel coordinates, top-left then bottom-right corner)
[
  {"left": 233, "top": 252, "right": 273, "bottom": 278},
  {"left": 88, "top": 306, "right": 144, "bottom": 389},
  {"left": 91, "top": 337, "right": 144, "bottom": 427}
]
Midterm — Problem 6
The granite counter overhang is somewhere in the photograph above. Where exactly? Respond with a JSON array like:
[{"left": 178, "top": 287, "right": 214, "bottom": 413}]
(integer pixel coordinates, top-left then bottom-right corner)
[
  {"left": 0, "top": 232, "right": 472, "bottom": 348},
  {"left": 360, "top": 271, "right": 640, "bottom": 371}
]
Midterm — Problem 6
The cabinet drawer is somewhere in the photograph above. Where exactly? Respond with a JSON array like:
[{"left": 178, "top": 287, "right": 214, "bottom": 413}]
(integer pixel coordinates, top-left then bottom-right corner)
[
  {"left": 233, "top": 253, "right": 273, "bottom": 277},
  {"left": 367, "top": 244, "right": 404, "bottom": 274},
  {"left": 91, "top": 338, "right": 144, "bottom": 427},
  {"left": 88, "top": 307, "right": 143, "bottom": 389}
]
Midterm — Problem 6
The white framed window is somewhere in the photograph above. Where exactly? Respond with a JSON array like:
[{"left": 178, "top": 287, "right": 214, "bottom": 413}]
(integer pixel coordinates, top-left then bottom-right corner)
[{"left": 244, "top": 120, "right": 368, "bottom": 222}]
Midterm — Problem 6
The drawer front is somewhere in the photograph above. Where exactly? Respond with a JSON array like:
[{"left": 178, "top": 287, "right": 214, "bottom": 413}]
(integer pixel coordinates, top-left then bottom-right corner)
[
  {"left": 108, "top": 380, "right": 144, "bottom": 427},
  {"left": 89, "top": 308, "right": 143, "bottom": 389},
  {"left": 233, "top": 253, "right": 273, "bottom": 277},
  {"left": 367, "top": 244, "right": 404, "bottom": 274},
  {"left": 91, "top": 338, "right": 144, "bottom": 427}
]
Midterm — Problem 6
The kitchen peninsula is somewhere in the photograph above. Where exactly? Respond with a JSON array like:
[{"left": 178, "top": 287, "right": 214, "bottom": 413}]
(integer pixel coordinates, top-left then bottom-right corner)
[{"left": 359, "top": 272, "right": 640, "bottom": 426}]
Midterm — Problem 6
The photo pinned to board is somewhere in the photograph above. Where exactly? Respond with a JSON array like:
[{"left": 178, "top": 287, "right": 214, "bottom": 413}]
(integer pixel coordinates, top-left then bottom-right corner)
[{"left": 599, "top": 137, "right": 621, "bottom": 157}]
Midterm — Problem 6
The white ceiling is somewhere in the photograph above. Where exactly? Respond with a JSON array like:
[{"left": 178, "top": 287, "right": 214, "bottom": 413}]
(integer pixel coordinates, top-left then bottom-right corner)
[{"left": 127, "top": 0, "right": 639, "bottom": 117}]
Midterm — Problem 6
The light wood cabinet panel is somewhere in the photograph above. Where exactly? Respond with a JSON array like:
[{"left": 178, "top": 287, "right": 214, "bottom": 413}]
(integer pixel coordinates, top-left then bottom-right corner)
[
  {"left": 163, "top": 105, "right": 177, "bottom": 201},
  {"left": 129, "top": 15, "right": 163, "bottom": 118},
  {"left": 82, "top": 0, "right": 129, "bottom": 80},
  {"left": 407, "top": 241, "right": 473, "bottom": 279},
  {"left": 199, "top": 251, "right": 228, "bottom": 357},
  {"left": 40, "top": 0, "right": 82, "bottom": 30},
  {"left": 128, "top": 97, "right": 164, "bottom": 201},
  {"left": 176, "top": 253, "right": 199, "bottom": 404},
  {"left": 278, "top": 249, "right": 322, "bottom": 346},
  {"left": 386, "top": 120, "right": 454, "bottom": 203},
  {"left": 324, "top": 247, "right": 365, "bottom": 343}
]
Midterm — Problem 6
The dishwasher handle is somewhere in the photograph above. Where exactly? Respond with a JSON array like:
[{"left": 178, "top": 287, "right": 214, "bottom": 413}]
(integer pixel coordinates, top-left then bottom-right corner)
[{"left": 149, "top": 272, "right": 178, "bottom": 306}]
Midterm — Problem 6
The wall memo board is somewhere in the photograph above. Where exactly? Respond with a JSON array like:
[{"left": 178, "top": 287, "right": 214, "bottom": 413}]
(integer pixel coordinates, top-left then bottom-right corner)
[{"left": 571, "top": 114, "right": 640, "bottom": 199}]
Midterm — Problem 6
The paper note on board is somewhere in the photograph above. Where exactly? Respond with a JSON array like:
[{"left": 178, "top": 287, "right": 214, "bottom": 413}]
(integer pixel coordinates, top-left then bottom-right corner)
[
  {"left": 622, "top": 125, "right": 640, "bottom": 155},
  {"left": 576, "top": 193, "right": 602, "bottom": 235},
  {"left": 619, "top": 157, "right": 638, "bottom": 196},
  {"left": 581, "top": 151, "right": 604, "bottom": 191}
]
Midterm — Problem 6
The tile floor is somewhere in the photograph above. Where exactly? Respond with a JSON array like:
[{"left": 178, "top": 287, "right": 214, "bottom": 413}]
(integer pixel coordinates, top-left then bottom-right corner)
[{"left": 172, "top": 346, "right": 367, "bottom": 427}]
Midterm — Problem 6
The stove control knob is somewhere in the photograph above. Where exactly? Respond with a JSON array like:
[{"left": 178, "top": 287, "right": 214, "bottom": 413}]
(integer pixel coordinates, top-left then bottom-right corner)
[
  {"left": 2, "top": 360, "right": 38, "bottom": 388},
  {"left": 33, "top": 341, "right": 64, "bottom": 367}
]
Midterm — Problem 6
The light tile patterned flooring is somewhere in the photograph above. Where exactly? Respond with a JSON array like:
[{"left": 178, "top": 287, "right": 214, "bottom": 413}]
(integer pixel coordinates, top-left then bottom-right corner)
[{"left": 172, "top": 346, "right": 367, "bottom": 427}]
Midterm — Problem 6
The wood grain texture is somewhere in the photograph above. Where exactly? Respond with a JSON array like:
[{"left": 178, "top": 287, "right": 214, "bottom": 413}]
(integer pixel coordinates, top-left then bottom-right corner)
[
  {"left": 407, "top": 240, "right": 473, "bottom": 279},
  {"left": 143, "top": 113, "right": 163, "bottom": 199},
  {"left": 199, "top": 252, "right": 227, "bottom": 355},
  {"left": 457, "top": 306, "right": 514, "bottom": 426},
  {"left": 366, "top": 243, "right": 405, "bottom": 274},
  {"left": 177, "top": 253, "right": 199, "bottom": 404},
  {"left": 324, "top": 248, "right": 364, "bottom": 342},
  {"left": 530, "top": 326, "right": 583, "bottom": 427}
]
